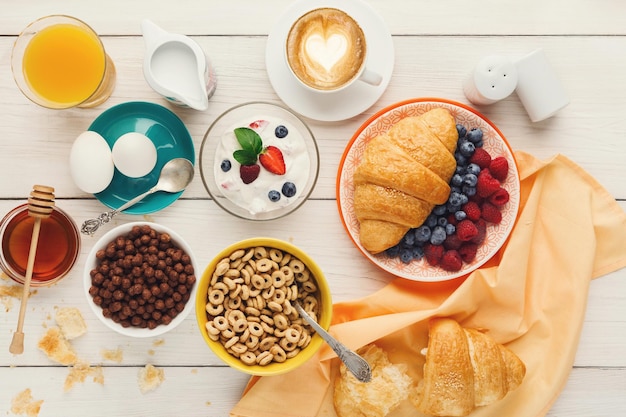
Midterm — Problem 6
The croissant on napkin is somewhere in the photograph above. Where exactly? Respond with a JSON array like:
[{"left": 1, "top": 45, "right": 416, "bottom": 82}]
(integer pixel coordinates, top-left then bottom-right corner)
[
  {"left": 412, "top": 318, "right": 526, "bottom": 416},
  {"left": 353, "top": 108, "right": 458, "bottom": 253}
]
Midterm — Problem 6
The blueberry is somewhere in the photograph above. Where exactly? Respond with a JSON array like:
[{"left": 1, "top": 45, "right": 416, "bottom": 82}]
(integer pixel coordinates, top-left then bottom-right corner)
[
  {"left": 414, "top": 225, "right": 431, "bottom": 243},
  {"left": 402, "top": 232, "right": 416, "bottom": 247},
  {"left": 437, "top": 217, "right": 448, "bottom": 227},
  {"left": 385, "top": 245, "right": 401, "bottom": 258},
  {"left": 454, "top": 210, "right": 467, "bottom": 221},
  {"left": 433, "top": 205, "right": 447, "bottom": 216},
  {"left": 474, "top": 138, "right": 484, "bottom": 148},
  {"left": 451, "top": 173, "right": 463, "bottom": 187},
  {"left": 400, "top": 248, "right": 414, "bottom": 264},
  {"left": 268, "top": 190, "right": 281, "bottom": 202},
  {"left": 275, "top": 125, "right": 288, "bottom": 138},
  {"left": 448, "top": 191, "right": 464, "bottom": 207},
  {"left": 459, "top": 194, "right": 469, "bottom": 206},
  {"left": 458, "top": 140, "right": 476, "bottom": 158},
  {"left": 467, "top": 128, "right": 483, "bottom": 143},
  {"left": 447, "top": 202, "right": 461, "bottom": 213},
  {"left": 456, "top": 124, "right": 467, "bottom": 139},
  {"left": 455, "top": 152, "right": 468, "bottom": 167},
  {"left": 410, "top": 245, "right": 425, "bottom": 260},
  {"left": 462, "top": 185, "right": 477, "bottom": 196},
  {"left": 466, "top": 163, "right": 481, "bottom": 176},
  {"left": 455, "top": 165, "right": 466, "bottom": 175},
  {"left": 445, "top": 223, "right": 456, "bottom": 235},
  {"left": 281, "top": 182, "right": 297, "bottom": 197},
  {"left": 220, "top": 159, "right": 232, "bottom": 172},
  {"left": 426, "top": 214, "right": 438, "bottom": 228},
  {"left": 430, "top": 226, "right": 447, "bottom": 245}
]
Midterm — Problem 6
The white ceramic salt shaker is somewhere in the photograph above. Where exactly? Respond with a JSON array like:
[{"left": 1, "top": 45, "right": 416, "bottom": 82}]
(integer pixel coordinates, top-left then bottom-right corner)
[
  {"left": 463, "top": 55, "right": 518, "bottom": 105},
  {"left": 514, "top": 48, "right": 569, "bottom": 122}
]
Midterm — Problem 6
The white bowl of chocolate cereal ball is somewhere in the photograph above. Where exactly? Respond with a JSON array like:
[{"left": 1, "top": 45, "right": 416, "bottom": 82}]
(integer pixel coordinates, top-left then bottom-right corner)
[
  {"left": 195, "top": 237, "right": 332, "bottom": 376},
  {"left": 84, "top": 222, "right": 198, "bottom": 337}
]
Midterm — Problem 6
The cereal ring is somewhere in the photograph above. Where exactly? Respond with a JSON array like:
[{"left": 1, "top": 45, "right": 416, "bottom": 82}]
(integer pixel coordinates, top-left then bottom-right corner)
[
  {"left": 241, "top": 351, "right": 256, "bottom": 365},
  {"left": 208, "top": 332, "right": 220, "bottom": 342},
  {"left": 260, "top": 314, "right": 274, "bottom": 325},
  {"left": 302, "top": 280, "right": 317, "bottom": 293},
  {"left": 284, "top": 328, "right": 300, "bottom": 343},
  {"left": 239, "top": 328, "right": 251, "bottom": 343},
  {"left": 205, "top": 321, "right": 221, "bottom": 336},
  {"left": 256, "top": 258, "right": 272, "bottom": 273},
  {"left": 280, "top": 338, "right": 297, "bottom": 352},
  {"left": 222, "top": 328, "right": 236, "bottom": 339},
  {"left": 274, "top": 329, "right": 286, "bottom": 338},
  {"left": 224, "top": 336, "right": 240, "bottom": 349},
  {"left": 245, "top": 335, "right": 259, "bottom": 350},
  {"left": 242, "top": 248, "right": 254, "bottom": 263},
  {"left": 233, "top": 318, "right": 248, "bottom": 333},
  {"left": 270, "top": 345, "right": 287, "bottom": 363},
  {"left": 289, "top": 284, "right": 298, "bottom": 300},
  {"left": 280, "top": 252, "right": 292, "bottom": 266},
  {"left": 230, "top": 284, "right": 242, "bottom": 299},
  {"left": 268, "top": 248, "right": 283, "bottom": 263},
  {"left": 227, "top": 297, "right": 242, "bottom": 310},
  {"left": 267, "top": 301, "right": 282, "bottom": 313},
  {"left": 228, "top": 309, "right": 245, "bottom": 324},
  {"left": 272, "top": 289, "right": 286, "bottom": 304},
  {"left": 214, "top": 316, "right": 229, "bottom": 331},
  {"left": 303, "top": 295, "right": 318, "bottom": 311},
  {"left": 259, "top": 336, "right": 278, "bottom": 351},
  {"left": 231, "top": 342, "right": 248, "bottom": 355},
  {"left": 271, "top": 270, "right": 287, "bottom": 288},
  {"left": 248, "top": 322, "right": 264, "bottom": 337},
  {"left": 240, "top": 284, "right": 251, "bottom": 300},
  {"left": 274, "top": 313, "right": 288, "bottom": 330},
  {"left": 216, "top": 260, "right": 230, "bottom": 275},
  {"left": 295, "top": 269, "right": 310, "bottom": 282},
  {"left": 208, "top": 289, "right": 225, "bottom": 306},
  {"left": 285, "top": 347, "right": 301, "bottom": 358},
  {"left": 282, "top": 299, "right": 293, "bottom": 316},
  {"left": 253, "top": 247, "right": 268, "bottom": 260},
  {"left": 244, "top": 306, "right": 260, "bottom": 317},
  {"left": 230, "top": 249, "right": 246, "bottom": 260},
  {"left": 251, "top": 274, "right": 265, "bottom": 290},
  {"left": 261, "top": 286, "right": 275, "bottom": 300},
  {"left": 257, "top": 351, "right": 273, "bottom": 366},
  {"left": 205, "top": 302, "right": 224, "bottom": 316},
  {"left": 298, "top": 332, "right": 311, "bottom": 348},
  {"left": 260, "top": 321, "right": 274, "bottom": 335},
  {"left": 213, "top": 282, "right": 229, "bottom": 293},
  {"left": 223, "top": 276, "right": 237, "bottom": 290},
  {"left": 230, "top": 258, "right": 242, "bottom": 270},
  {"left": 288, "top": 259, "right": 305, "bottom": 273},
  {"left": 280, "top": 266, "right": 294, "bottom": 283}
]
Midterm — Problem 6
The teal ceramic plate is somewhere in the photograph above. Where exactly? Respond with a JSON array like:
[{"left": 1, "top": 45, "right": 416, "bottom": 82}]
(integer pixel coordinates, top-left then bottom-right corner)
[{"left": 89, "top": 102, "right": 195, "bottom": 214}]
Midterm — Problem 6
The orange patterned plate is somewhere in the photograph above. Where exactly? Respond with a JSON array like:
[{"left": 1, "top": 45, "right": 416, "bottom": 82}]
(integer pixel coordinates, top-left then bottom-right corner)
[{"left": 336, "top": 98, "right": 520, "bottom": 281}]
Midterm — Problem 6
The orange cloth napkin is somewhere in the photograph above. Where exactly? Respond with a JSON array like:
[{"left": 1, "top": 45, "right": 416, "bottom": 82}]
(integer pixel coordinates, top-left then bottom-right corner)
[{"left": 230, "top": 151, "right": 626, "bottom": 417}]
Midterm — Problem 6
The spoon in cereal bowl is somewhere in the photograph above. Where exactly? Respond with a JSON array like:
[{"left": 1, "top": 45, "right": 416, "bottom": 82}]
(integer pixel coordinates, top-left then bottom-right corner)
[
  {"left": 81, "top": 158, "right": 194, "bottom": 235},
  {"left": 294, "top": 301, "right": 372, "bottom": 383}
]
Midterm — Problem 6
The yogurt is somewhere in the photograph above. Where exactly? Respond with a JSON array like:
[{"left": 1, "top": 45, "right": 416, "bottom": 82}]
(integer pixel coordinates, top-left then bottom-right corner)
[{"left": 214, "top": 116, "right": 311, "bottom": 215}]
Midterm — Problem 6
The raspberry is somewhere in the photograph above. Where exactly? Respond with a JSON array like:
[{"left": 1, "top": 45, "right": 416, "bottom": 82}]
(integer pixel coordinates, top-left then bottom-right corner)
[
  {"left": 471, "top": 219, "right": 487, "bottom": 245},
  {"left": 489, "top": 187, "right": 510, "bottom": 206},
  {"left": 456, "top": 219, "right": 478, "bottom": 242},
  {"left": 443, "top": 233, "right": 463, "bottom": 250},
  {"left": 424, "top": 244, "right": 444, "bottom": 267},
  {"left": 462, "top": 201, "right": 481, "bottom": 222},
  {"left": 477, "top": 170, "right": 500, "bottom": 198},
  {"left": 459, "top": 243, "right": 478, "bottom": 263},
  {"left": 489, "top": 157, "right": 509, "bottom": 181},
  {"left": 469, "top": 148, "right": 492, "bottom": 169},
  {"left": 440, "top": 250, "right": 463, "bottom": 272},
  {"left": 447, "top": 213, "right": 458, "bottom": 226},
  {"left": 239, "top": 164, "right": 260, "bottom": 184},
  {"left": 481, "top": 201, "right": 502, "bottom": 224}
]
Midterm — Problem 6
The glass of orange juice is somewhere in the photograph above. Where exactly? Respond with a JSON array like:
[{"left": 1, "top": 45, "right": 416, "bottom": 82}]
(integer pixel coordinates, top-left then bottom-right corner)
[{"left": 11, "top": 15, "right": 116, "bottom": 109}]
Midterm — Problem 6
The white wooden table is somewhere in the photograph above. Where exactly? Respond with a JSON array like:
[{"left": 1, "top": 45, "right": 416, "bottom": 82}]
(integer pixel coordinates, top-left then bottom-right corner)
[{"left": 1, "top": 1, "right": 625, "bottom": 416}]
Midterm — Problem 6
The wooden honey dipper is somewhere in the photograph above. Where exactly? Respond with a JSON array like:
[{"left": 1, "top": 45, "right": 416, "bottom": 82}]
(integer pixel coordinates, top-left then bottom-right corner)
[{"left": 9, "top": 185, "right": 55, "bottom": 354}]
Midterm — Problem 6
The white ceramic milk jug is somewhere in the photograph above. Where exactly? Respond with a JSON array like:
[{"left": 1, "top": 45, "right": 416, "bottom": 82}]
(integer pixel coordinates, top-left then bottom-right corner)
[{"left": 141, "top": 19, "right": 216, "bottom": 111}]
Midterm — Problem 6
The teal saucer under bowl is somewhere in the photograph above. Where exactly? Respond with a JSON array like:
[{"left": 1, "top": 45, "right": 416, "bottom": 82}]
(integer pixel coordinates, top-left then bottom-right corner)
[{"left": 89, "top": 101, "right": 195, "bottom": 214}]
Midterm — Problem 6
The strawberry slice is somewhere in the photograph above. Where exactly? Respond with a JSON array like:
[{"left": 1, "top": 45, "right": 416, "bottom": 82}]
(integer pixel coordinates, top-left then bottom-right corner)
[
  {"left": 248, "top": 120, "right": 269, "bottom": 130},
  {"left": 259, "top": 146, "right": 286, "bottom": 175},
  {"left": 239, "top": 164, "right": 260, "bottom": 184}
]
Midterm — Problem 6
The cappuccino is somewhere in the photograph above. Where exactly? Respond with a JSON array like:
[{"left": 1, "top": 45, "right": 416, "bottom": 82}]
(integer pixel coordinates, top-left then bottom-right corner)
[{"left": 286, "top": 8, "right": 366, "bottom": 91}]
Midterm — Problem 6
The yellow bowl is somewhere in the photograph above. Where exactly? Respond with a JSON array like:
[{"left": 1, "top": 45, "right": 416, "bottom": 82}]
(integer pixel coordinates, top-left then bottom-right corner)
[{"left": 195, "top": 237, "right": 332, "bottom": 376}]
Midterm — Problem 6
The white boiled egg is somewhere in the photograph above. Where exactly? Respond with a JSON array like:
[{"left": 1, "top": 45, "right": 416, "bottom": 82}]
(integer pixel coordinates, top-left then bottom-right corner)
[
  {"left": 111, "top": 132, "right": 158, "bottom": 178},
  {"left": 69, "top": 131, "right": 115, "bottom": 193}
]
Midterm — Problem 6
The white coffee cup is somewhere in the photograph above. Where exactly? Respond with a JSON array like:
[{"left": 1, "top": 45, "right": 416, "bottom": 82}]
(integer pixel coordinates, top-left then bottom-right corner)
[{"left": 285, "top": 7, "right": 382, "bottom": 93}]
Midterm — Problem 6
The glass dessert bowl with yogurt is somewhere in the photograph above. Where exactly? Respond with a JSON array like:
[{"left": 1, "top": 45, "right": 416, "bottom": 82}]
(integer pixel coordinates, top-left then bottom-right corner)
[{"left": 200, "top": 102, "right": 319, "bottom": 220}]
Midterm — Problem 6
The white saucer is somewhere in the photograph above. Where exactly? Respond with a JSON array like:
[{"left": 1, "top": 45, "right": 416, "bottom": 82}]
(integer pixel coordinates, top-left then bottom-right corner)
[{"left": 265, "top": 0, "right": 395, "bottom": 122}]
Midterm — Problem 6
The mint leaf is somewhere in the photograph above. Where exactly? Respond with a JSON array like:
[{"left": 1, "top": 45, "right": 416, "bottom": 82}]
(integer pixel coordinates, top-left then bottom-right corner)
[
  {"left": 234, "top": 127, "right": 263, "bottom": 154},
  {"left": 233, "top": 149, "right": 257, "bottom": 165}
]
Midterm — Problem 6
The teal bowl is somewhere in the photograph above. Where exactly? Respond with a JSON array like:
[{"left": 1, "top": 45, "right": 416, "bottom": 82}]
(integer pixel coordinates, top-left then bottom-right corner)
[{"left": 89, "top": 101, "right": 195, "bottom": 214}]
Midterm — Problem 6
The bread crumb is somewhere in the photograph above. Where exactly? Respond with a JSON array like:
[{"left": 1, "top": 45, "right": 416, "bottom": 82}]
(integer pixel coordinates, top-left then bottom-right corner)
[
  {"left": 152, "top": 339, "right": 165, "bottom": 347},
  {"left": 147, "top": 349, "right": 155, "bottom": 355},
  {"left": 11, "top": 388, "right": 43, "bottom": 417},
  {"left": 37, "top": 327, "right": 77, "bottom": 365},
  {"left": 0, "top": 283, "right": 24, "bottom": 298},
  {"left": 101, "top": 347, "right": 123, "bottom": 363},
  {"left": 55, "top": 307, "right": 87, "bottom": 340},
  {"left": 64, "top": 362, "right": 104, "bottom": 392},
  {"left": 138, "top": 364, "right": 165, "bottom": 394}
]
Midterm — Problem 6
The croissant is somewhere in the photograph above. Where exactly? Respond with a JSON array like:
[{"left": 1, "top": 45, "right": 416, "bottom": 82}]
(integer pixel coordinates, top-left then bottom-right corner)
[
  {"left": 353, "top": 108, "right": 458, "bottom": 253},
  {"left": 412, "top": 318, "right": 526, "bottom": 417}
]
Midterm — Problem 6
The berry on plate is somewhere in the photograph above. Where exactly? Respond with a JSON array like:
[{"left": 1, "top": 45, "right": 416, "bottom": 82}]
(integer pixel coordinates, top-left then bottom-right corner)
[
  {"left": 239, "top": 164, "right": 260, "bottom": 184},
  {"left": 259, "top": 145, "right": 286, "bottom": 175}
]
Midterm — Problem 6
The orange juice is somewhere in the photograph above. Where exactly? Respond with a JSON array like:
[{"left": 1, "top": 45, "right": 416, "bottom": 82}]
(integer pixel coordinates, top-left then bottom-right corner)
[{"left": 22, "top": 23, "right": 106, "bottom": 106}]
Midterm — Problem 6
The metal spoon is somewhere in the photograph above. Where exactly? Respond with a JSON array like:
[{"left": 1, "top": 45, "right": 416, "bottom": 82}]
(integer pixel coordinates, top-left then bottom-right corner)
[
  {"left": 294, "top": 301, "right": 372, "bottom": 383},
  {"left": 81, "top": 158, "right": 194, "bottom": 235}
]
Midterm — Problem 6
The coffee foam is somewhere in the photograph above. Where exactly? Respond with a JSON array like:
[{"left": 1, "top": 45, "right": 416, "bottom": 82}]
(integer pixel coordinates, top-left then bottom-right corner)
[{"left": 286, "top": 8, "right": 366, "bottom": 91}]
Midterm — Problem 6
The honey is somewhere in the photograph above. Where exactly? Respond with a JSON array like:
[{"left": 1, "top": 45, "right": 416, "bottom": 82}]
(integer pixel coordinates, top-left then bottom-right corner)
[{"left": 0, "top": 204, "right": 80, "bottom": 286}]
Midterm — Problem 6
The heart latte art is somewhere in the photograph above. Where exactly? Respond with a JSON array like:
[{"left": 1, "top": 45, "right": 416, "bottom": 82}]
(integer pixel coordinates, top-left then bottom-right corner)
[{"left": 286, "top": 8, "right": 366, "bottom": 91}]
